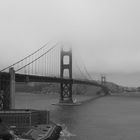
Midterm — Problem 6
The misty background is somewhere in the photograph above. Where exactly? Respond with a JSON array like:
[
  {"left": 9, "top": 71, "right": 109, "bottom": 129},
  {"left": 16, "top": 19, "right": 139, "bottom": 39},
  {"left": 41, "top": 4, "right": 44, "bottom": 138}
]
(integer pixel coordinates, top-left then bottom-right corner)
[{"left": 0, "top": 0, "right": 140, "bottom": 87}]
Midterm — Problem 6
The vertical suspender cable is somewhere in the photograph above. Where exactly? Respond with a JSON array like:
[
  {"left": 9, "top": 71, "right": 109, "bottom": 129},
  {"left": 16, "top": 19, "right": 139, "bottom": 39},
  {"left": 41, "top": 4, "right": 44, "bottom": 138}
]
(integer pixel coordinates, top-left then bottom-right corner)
[{"left": 45, "top": 54, "right": 47, "bottom": 76}]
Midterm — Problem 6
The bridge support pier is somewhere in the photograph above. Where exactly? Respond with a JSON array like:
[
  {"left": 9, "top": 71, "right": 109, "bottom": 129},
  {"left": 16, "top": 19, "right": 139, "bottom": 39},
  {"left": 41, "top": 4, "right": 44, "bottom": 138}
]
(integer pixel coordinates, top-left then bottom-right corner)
[
  {"left": 59, "top": 47, "right": 73, "bottom": 103},
  {"left": 0, "top": 68, "right": 15, "bottom": 110},
  {"left": 60, "top": 82, "right": 73, "bottom": 103}
]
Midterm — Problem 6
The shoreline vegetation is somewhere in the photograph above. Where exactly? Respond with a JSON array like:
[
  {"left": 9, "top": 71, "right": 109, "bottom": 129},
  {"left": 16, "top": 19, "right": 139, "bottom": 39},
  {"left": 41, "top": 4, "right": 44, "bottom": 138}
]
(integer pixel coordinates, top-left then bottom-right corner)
[
  {"left": 16, "top": 82, "right": 101, "bottom": 96},
  {"left": 16, "top": 82, "right": 140, "bottom": 96}
]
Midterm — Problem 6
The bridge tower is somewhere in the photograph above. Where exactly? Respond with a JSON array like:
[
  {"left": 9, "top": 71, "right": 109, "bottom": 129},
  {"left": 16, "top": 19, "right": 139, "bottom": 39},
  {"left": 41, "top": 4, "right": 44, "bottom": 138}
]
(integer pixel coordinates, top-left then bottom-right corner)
[
  {"left": 0, "top": 68, "right": 15, "bottom": 110},
  {"left": 101, "top": 75, "right": 110, "bottom": 95},
  {"left": 101, "top": 75, "right": 106, "bottom": 86},
  {"left": 60, "top": 47, "right": 73, "bottom": 103}
]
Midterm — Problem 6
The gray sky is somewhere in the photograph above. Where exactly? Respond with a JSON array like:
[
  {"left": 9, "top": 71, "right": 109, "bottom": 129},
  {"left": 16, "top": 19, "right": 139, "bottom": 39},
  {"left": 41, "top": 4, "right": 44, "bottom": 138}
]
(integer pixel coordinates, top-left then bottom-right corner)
[{"left": 0, "top": 0, "right": 140, "bottom": 86}]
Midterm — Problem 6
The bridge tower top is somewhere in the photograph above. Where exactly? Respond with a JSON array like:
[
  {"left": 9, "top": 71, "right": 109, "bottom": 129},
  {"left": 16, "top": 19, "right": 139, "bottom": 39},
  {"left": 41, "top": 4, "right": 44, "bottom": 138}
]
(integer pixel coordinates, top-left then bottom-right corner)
[{"left": 60, "top": 47, "right": 72, "bottom": 79}]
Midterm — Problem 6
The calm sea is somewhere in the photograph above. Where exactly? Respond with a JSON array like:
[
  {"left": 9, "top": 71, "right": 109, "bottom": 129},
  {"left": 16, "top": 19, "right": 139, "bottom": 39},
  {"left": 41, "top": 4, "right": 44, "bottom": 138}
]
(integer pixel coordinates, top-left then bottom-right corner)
[{"left": 16, "top": 93, "right": 140, "bottom": 140}]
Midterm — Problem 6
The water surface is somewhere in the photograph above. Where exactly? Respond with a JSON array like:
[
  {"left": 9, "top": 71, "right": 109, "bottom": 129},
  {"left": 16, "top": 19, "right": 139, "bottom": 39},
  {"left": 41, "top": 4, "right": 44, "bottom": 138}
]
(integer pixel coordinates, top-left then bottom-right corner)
[{"left": 16, "top": 93, "right": 140, "bottom": 140}]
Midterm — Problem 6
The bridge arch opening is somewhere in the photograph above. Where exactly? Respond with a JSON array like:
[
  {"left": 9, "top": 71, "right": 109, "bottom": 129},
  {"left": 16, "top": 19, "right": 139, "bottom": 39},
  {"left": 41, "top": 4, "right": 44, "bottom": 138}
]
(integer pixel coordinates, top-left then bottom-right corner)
[
  {"left": 63, "top": 69, "right": 70, "bottom": 78},
  {"left": 63, "top": 56, "right": 70, "bottom": 65}
]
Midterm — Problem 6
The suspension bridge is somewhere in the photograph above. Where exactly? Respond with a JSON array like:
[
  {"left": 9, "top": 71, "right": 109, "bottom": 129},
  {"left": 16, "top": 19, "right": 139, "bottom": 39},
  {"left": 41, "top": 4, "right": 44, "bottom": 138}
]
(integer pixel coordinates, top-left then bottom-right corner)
[{"left": 0, "top": 41, "right": 109, "bottom": 110}]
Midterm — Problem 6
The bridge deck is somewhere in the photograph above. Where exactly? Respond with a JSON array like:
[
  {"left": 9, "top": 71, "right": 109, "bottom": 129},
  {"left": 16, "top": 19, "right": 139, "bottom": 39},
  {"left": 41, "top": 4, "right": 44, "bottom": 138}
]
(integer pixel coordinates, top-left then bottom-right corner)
[{"left": 0, "top": 72, "right": 102, "bottom": 87}]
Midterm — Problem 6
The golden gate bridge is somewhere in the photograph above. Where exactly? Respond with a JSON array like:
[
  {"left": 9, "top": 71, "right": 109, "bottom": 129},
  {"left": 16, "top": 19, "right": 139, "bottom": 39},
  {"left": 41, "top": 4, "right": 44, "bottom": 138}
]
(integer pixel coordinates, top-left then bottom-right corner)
[{"left": 0, "top": 41, "right": 109, "bottom": 110}]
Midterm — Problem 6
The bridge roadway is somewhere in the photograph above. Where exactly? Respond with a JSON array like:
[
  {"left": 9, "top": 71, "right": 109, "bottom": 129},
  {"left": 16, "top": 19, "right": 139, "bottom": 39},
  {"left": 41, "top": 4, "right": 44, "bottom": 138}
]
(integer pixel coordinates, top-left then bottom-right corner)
[{"left": 0, "top": 72, "right": 102, "bottom": 87}]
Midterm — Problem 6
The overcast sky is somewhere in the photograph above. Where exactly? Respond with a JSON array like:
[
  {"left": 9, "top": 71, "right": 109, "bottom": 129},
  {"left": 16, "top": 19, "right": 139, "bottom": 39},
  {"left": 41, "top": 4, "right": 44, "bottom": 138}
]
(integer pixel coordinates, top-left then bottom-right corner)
[{"left": 0, "top": 0, "right": 140, "bottom": 86}]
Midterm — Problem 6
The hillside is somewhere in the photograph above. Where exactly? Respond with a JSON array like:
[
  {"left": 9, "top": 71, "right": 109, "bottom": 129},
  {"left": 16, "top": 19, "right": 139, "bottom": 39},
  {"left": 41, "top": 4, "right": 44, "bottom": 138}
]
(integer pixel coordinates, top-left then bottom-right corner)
[
  {"left": 16, "top": 80, "right": 139, "bottom": 96},
  {"left": 16, "top": 82, "right": 101, "bottom": 95},
  {"left": 105, "top": 81, "right": 139, "bottom": 95}
]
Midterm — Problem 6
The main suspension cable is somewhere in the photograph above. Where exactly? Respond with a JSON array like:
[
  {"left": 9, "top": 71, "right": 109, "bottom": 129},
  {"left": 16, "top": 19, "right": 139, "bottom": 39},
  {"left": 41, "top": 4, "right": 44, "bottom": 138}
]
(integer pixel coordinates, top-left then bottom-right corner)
[
  {"left": 0, "top": 41, "right": 51, "bottom": 72},
  {"left": 15, "top": 43, "right": 59, "bottom": 72}
]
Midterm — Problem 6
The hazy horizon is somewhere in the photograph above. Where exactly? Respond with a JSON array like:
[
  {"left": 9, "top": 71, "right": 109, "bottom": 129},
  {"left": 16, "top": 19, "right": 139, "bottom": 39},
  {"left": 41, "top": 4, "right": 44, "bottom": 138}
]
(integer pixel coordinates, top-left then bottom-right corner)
[{"left": 0, "top": 0, "right": 140, "bottom": 87}]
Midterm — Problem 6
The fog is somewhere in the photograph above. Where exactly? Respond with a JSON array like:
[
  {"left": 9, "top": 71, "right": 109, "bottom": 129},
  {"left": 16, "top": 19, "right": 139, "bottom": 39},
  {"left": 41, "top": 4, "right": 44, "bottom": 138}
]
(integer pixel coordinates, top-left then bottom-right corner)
[{"left": 0, "top": 0, "right": 140, "bottom": 86}]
